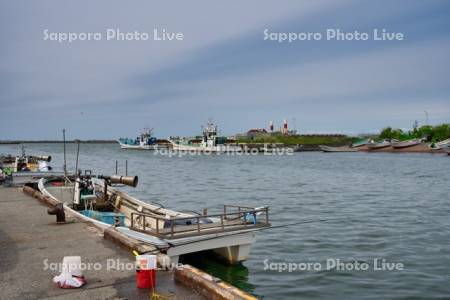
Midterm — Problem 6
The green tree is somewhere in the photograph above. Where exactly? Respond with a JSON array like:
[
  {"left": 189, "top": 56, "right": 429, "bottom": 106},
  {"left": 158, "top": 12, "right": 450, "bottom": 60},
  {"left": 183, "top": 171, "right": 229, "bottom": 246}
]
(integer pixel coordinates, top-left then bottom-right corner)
[
  {"left": 433, "top": 124, "right": 450, "bottom": 141},
  {"left": 379, "top": 127, "right": 404, "bottom": 140}
]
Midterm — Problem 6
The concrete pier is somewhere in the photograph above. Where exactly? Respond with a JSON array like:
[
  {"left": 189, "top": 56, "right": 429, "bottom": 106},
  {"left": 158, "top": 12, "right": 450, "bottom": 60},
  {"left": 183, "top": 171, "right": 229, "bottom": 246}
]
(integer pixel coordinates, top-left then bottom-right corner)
[{"left": 0, "top": 187, "right": 203, "bottom": 299}]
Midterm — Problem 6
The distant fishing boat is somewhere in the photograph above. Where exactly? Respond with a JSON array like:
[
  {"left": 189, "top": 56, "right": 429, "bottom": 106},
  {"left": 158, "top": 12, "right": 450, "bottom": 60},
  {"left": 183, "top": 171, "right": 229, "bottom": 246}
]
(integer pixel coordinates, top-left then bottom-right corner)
[
  {"left": 319, "top": 145, "right": 358, "bottom": 152},
  {"left": 170, "top": 122, "right": 241, "bottom": 153},
  {"left": 39, "top": 174, "right": 270, "bottom": 264},
  {"left": 391, "top": 139, "right": 422, "bottom": 149},
  {"left": 118, "top": 128, "right": 163, "bottom": 150},
  {"left": 367, "top": 139, "right": 392, "bottom": 150}
]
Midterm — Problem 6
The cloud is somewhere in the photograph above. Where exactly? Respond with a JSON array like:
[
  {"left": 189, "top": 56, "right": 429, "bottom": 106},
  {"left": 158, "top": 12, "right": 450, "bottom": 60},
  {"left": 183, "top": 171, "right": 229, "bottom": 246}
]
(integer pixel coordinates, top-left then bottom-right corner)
[{"left": 0, "top": 0, "right": 449, "bottom": 139}]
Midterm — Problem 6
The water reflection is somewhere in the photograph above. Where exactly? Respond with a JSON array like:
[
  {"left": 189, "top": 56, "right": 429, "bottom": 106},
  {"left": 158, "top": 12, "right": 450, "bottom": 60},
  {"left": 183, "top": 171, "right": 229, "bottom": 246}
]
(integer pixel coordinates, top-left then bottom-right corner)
[{"left": 181, "top": 251, "right": 256, "bottom": 295}]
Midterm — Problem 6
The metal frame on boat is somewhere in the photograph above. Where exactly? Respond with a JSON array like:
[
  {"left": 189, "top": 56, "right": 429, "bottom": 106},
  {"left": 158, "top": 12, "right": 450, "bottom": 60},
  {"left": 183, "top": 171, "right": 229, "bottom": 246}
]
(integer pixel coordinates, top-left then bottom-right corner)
[{"left": 130, "top": 204, "right": 269, "bottom": 239}]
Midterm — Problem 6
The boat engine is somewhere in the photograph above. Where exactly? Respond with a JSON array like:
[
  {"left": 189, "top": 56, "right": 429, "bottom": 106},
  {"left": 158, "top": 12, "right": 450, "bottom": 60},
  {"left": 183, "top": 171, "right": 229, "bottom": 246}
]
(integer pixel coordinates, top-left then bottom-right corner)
[
  {"left": 97, "top": 175, "right": 138, "bottom": 203},
  {"left": 98, "top": 175, "right": 138, "bottom": 187}
]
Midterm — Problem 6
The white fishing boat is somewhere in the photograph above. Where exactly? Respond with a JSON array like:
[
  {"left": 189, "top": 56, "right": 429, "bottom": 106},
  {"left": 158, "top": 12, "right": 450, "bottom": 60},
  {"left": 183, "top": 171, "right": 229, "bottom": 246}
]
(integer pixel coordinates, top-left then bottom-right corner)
[
  {"left": 38, "top": 174, "right": 270, "bottom": 264},
  {"left": 391, "top": 139, "right": 422, "bottom": 149},
  {"left": 169, "top": 122, "right": 241, "bottom": 153},
  {"left": 367, "top": 139, "right": 392, "bottom": 150},
  {"left": 319, "top": 145, "right": 358, "bottom": 152},
  {"left": 118, "top": 128, "right": 164, "bottom": 150}
]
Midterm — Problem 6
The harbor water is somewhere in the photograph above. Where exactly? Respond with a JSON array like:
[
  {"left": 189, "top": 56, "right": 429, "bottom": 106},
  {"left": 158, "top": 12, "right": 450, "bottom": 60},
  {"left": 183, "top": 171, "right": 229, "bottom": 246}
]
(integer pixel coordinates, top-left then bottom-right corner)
[{"left": 2, "top": 143, "right": 450, "bottom": 299}]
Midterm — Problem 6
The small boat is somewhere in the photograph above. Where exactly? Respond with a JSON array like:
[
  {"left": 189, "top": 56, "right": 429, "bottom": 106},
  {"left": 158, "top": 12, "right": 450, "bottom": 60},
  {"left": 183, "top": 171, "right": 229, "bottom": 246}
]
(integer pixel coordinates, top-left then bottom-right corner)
[
  {"left": 0, "top": 152, "right": 63, "bottom": 185},
  {"left": 352, "top": 139, "right": 370, "bottom": 148},
  {"left": 367, "top": 140, "right": 392, "bottom": 150},
  {"left": 118, "top": 128, "right": 164, "bottom": 150},
  {"left": 430, "top": 138, "right": 450, "bottom": 150},
  {"left": 319, "top": 145, "right": 358, "bottom": 152},
  {"left": 391, "top": 139, "right": 422, "bottom": 149},
  {"left": 39, "top": 174, "right": 270, "bottom": 264},
  {"left": 170, "top": 122, "right": 241, "bottom": 153}
]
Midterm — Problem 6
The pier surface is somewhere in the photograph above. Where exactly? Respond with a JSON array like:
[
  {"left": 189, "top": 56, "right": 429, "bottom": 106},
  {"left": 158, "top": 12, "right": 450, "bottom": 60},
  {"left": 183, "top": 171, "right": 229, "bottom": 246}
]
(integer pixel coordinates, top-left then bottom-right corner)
[{"left": 0, "top": 187, "right": 203, "bottom": 299}]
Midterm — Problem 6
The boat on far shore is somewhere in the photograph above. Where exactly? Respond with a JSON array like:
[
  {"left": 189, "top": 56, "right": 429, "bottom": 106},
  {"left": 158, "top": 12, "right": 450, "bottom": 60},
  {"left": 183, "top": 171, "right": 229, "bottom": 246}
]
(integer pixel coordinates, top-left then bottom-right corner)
[
  {"left": 351, "top": 139, "right": 370, "bottom": 148},
  {"left": 429, "top": 138, "right": 450, "bottom": 150},
  {"left": 391, "top": 139, "right": 422, "bottom": 149},
  {"left": 319, "top": 145, "right": 358, "bottom": 152},
  {"left": 367, "top": 139, "right": 392, "bottom": 150}
]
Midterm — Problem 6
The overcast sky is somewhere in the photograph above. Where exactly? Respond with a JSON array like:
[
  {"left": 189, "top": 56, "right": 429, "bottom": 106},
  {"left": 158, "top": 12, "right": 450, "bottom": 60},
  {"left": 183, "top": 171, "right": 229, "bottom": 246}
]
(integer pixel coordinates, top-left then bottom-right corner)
[{"left": 1, "top": 0, "right": 449, "bottom": 139}]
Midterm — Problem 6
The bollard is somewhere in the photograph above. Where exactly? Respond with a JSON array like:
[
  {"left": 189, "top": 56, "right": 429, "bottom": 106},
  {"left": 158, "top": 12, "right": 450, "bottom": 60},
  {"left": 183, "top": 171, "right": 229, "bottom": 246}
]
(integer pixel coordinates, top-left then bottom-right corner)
[{"left": 47, "top": 203, "right": 66, "bottom": 223}]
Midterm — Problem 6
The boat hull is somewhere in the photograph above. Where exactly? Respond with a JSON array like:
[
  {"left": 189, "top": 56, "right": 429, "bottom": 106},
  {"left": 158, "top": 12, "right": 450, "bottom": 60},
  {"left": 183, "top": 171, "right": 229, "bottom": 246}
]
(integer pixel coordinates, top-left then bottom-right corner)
[
  {"left": 119, "top": 142, "right": 162, "bottom": 150},
  {"left": 319, "top": 145, "right": 358, "bottom": 152},
  {"left": 391, "top": 140, "right": 421, "bottom": 149},
  {"left": 38, "top": 178, "right": 262, "bottom": 264},
  {"left": 367, "top": 143, "right": 391, "bottom": 150},
  {"left": 170, "top": 141, "right": 242, "bottom": 153}
]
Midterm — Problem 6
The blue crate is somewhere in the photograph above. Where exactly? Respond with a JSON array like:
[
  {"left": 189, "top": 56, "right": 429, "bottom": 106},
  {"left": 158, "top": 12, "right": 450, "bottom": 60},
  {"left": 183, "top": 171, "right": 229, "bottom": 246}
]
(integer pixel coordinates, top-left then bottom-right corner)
[{"left": 79, "top": 210, "right": 125, "bottom": 226}]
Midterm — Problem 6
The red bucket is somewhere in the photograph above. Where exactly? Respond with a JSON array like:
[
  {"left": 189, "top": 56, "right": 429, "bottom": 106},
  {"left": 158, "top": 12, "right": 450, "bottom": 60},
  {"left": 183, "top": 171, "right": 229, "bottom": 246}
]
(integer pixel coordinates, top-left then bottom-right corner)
[
  {"left": 135, "top": 255, "right": 157, "bottom": 289},
  {"left": 136, "top": 269, "right": 156, "bottom": 289}
]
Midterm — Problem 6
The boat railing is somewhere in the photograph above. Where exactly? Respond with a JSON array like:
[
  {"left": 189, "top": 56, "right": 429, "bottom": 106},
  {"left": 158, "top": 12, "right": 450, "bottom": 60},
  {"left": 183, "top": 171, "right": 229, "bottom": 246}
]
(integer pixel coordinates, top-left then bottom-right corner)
[{"left": 130, "top": 205, "right": 269, "bottom": 239}]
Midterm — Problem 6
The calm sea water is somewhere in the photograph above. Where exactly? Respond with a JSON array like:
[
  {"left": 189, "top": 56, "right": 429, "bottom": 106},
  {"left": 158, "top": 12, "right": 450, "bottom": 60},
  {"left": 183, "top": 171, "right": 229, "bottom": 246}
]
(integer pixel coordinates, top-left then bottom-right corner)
[{"left": 2, "top": 143, "right": 450, "bottom": 299}]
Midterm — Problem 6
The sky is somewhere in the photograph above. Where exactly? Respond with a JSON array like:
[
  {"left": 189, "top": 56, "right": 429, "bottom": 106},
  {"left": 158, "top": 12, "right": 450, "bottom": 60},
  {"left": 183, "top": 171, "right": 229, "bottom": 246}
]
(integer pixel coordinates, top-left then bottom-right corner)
[{"left": 0, "top": 0, "right": 449, "bottom": 140}]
